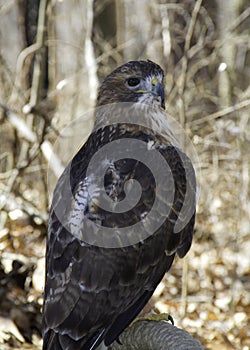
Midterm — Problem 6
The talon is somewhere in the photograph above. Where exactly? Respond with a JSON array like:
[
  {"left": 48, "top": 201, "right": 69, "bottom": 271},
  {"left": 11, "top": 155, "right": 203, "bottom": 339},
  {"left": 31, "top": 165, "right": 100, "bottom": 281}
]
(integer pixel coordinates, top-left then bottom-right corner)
[
  {"left": 116, "top": 336, "right": 122, "bottom": 345},
  {"left": 168, "top": 314, "right": 174, "bottom": 325}
]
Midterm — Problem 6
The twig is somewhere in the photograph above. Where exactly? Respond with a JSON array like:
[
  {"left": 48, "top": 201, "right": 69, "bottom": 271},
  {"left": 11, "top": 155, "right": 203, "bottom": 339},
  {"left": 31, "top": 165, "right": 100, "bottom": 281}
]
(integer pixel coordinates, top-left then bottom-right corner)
[
  {"left": 41, "top": 140, "right": 65, "bottom": 179},
  {"left": 0, "top": 102, "right": 37, "bottom": 143},
  {"left": 0, "top": 169, "right": 19, "bottom": 211},
  {"left": 178, "top": 0, "right": 203, "bottom": 128},
  {"left": 18, "top": 0, "right": 49, "bottom": 168},
  {"left": 0, "top": 141, "right": 42, "bottom": 211},
  {"left": 0, "top": 164, "right": 47, "bottom": 180},
  {"left": 1, "top": 191, "right": 48, "bottom": 224},
  {"left": 160, "top": 7, "right": 171, "bottom": 59},
  {"left": 181, "top": 255, "right": 189, "bottom": 318},
  {"left": 86, "top": 0, "right": 98, "bottom": 103},
  {"left": 29, "top": 0, "right": 48, "bottom": 106},
  {"left": 116, "top": 0, "right": 125, "bottom": 65},
  {"left": 176, "top": 0, "right": 203, "bottom": 319},
  {"left": 0, "top": 101, "right": 64, "bottom": 185},
  {"left": 190, "top": 99, "right": 250, "bottom": 126},
  {"left": 8, "top": 42, "right": 42, "bottom": 108},
  {"left": 227, "top": 6, "right": 250, "bottom": 33}
]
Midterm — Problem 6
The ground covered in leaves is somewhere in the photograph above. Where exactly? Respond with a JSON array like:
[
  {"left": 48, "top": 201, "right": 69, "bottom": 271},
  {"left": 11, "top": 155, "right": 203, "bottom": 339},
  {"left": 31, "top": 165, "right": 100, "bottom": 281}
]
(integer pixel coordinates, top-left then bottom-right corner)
[{"left": 0, "top": 215, "right": 249, "bottom": 350}]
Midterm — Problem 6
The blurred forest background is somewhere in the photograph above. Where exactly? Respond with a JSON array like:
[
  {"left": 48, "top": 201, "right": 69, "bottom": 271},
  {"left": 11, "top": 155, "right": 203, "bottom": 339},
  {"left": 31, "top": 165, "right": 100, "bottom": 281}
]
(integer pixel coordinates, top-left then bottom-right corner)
[{"left": 0, "top": 0, "right": 250, "bottom": 349}]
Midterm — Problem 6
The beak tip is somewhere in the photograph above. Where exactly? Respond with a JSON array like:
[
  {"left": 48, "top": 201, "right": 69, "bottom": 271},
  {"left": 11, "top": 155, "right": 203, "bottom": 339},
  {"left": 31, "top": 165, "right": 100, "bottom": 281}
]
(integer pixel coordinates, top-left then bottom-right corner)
[{"left": 152, "top": 82, "right": 165, "bottom": 109}]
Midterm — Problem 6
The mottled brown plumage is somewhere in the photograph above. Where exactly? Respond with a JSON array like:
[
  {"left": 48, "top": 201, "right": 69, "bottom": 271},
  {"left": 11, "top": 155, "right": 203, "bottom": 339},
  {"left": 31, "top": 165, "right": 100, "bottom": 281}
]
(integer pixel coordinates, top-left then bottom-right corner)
[{"left": 42, "top": 60, "right": 196, "bottom": 350}]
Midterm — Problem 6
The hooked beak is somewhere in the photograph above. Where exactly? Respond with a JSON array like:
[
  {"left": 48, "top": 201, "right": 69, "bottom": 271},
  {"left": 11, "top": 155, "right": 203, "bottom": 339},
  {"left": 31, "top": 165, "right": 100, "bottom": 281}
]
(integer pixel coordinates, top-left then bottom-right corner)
[
  {"left": 136, "top": 80, "right": 165, "bottom": 109},
  {"left": 152, "top": 82, "right": 165, "bottom": 109}
]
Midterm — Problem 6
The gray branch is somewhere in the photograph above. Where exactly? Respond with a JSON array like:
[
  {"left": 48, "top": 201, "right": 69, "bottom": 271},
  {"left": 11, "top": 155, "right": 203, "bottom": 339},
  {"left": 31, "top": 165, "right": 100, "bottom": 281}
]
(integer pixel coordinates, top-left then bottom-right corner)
[{"left": 108, "top": 320, "right": 204, "bottom": 350}]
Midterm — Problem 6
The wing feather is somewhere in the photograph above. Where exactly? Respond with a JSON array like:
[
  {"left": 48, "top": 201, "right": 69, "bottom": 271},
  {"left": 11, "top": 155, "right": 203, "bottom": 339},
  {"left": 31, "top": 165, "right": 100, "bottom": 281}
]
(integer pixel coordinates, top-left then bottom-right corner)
[{"left": 43, "top": 124, "right": 196, "bottom": 349}]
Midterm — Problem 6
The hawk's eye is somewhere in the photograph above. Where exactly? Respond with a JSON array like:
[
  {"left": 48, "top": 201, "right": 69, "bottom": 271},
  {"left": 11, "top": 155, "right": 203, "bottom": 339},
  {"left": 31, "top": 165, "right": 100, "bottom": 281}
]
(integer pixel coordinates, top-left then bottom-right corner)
[{"left": 127, "top": 77, "right": 140, "bottom": 87}]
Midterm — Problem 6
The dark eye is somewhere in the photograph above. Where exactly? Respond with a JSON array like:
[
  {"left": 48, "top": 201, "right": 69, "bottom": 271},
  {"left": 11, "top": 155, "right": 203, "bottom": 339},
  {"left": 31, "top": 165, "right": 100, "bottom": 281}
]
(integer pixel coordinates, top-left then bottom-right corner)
[{"left": 127, "top": 77, "right": 140, "bottom": 87}]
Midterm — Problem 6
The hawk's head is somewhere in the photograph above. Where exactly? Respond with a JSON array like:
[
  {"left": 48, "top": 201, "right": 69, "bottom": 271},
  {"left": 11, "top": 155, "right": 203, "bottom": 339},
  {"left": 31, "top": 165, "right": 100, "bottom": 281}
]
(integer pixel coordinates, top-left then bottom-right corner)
[{"left": 96, "top": 60, "right": 165, "bottom": 109}]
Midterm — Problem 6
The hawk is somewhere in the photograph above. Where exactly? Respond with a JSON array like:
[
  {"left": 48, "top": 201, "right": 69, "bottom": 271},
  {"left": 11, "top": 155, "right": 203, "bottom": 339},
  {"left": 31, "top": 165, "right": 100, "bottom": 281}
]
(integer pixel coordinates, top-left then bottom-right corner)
[{"left": 42, "top": 60, "right": 196, "bottom": 349}]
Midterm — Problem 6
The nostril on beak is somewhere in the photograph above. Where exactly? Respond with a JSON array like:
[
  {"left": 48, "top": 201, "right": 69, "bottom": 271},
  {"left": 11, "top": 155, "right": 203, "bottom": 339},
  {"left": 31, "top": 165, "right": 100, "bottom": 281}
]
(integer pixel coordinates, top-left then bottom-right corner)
[{"left": 151, "top": 77, "right": 158, "bottom": 87}]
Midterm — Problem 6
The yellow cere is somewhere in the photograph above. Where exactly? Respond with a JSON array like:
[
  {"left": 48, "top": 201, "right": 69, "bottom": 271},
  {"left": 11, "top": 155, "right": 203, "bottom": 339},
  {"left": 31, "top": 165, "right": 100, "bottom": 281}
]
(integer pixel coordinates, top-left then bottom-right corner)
[{"left": 151, "top": 77, "right": 158, "bottom": 86}]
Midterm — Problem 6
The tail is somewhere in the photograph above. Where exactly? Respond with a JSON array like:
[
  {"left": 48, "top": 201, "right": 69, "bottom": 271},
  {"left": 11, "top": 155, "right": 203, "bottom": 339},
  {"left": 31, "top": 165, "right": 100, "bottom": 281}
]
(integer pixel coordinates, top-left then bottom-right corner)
[{"left": 43, "top": 328, "right": 106, "bottom": 350}]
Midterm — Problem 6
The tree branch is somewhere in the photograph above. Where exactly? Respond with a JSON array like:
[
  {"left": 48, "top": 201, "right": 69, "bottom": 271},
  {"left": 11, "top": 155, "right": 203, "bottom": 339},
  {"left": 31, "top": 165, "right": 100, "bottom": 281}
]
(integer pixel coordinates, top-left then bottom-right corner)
[{"left": 108, "top": 320, "right": 204, "bottom": 350}]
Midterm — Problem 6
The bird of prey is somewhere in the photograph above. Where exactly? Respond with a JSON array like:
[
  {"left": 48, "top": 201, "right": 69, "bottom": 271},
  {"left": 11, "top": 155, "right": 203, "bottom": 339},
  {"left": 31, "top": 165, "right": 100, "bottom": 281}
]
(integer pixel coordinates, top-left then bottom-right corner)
[{"left": 42, "top": 60, "right": 196, "bottom": 350}]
